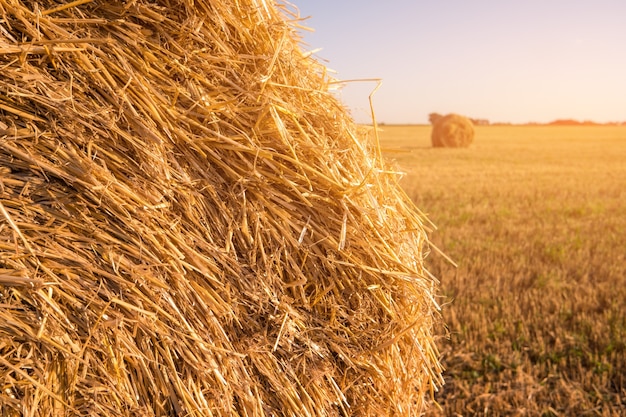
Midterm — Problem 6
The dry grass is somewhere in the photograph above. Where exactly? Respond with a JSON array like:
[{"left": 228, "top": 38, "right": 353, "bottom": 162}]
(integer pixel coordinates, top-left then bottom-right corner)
[
  {"left": 0, "top": 2, "right": 442, "bottom": 416},
  {"left": 431, "top": 114, "right": 475, "bottom": 148},
  {"left": 379, "top": 124, "right": 626, "bottom": 416}
]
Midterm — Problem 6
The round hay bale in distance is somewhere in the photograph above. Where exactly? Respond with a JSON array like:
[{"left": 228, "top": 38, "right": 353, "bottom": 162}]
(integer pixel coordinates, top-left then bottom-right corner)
[
  {"left": 0, "top": 1, "right": 443, "bottom": 416},
  {"left": 431, "top": 113, "right": 475, "bottom": 147}
]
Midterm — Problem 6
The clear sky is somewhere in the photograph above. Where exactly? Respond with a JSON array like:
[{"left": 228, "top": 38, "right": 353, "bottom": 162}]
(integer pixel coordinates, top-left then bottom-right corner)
[{"left": 291, "top": 1, "right": 626, "bottom": 125}]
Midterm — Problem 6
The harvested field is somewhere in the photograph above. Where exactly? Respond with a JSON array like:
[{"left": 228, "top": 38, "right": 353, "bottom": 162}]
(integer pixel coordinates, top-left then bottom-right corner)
[{"left": 378, "top": 124, "right": 626, "bottom": 416}]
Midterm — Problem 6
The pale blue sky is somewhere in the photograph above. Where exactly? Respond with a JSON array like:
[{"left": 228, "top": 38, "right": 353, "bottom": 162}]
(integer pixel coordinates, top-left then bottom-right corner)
[{"left": 292, "top": 1, "right": 626, "bottom": 124}]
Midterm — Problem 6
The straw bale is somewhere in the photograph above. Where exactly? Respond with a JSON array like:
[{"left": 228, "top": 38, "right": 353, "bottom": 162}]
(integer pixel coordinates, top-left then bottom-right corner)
[
  {"left": 431, "top": 113, "right": 475, "bottom": 147},
  {"left": 0, "top": 1, "right": 443, "bottom": 415}
]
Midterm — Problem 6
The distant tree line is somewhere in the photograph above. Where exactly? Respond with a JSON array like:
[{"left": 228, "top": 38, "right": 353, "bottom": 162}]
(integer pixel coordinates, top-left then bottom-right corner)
[
  {"left": 428, "top": 113, "right": 626, "bottom": 126},
  {"left": 544, "top": 119, "right": 625, "bottom": 126},
  {"left": 428, "top": 113, "right": 489, "bottom": 126}
]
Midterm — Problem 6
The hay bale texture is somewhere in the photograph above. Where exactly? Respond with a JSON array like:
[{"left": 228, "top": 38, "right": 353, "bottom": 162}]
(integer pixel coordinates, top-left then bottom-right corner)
[
  {"left": 0, "top": 1, "right": 443, "bottom": 415},
  {"left": 431, "top": 113, "right": 475, "bottom": 147}
]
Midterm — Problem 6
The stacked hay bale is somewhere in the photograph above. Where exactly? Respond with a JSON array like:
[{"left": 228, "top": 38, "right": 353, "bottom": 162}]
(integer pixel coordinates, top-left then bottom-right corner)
[
  {"left": 0, "top": 1, "right": 443, "bottom": 415},
  {"left": 431, "top": 113, "right": 475, "bottom": 147}
]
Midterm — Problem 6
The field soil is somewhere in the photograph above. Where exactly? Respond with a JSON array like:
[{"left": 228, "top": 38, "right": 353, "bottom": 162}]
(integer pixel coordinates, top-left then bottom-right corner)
[{"left": 376, "top": 125, "right": 626, "bottom": 416}]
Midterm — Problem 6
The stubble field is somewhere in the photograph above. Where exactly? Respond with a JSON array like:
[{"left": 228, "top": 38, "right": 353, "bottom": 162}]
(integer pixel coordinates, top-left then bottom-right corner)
[{"left": 376, "top": 125, "right": 626, "bottom": 416}]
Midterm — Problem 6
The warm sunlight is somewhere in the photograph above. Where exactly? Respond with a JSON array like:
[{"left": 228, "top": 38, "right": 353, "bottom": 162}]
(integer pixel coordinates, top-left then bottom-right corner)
[{"left": 1, "top": 1, "right": 624, "bottom": 416}]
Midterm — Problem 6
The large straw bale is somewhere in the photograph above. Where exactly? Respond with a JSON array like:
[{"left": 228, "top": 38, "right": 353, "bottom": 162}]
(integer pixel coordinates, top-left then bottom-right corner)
[
  {"left": 0, "top": 1, "right": 443, "bottom": 415},
  {"left": 431, "top": 113, "right": 475, "bottom": 147}
]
